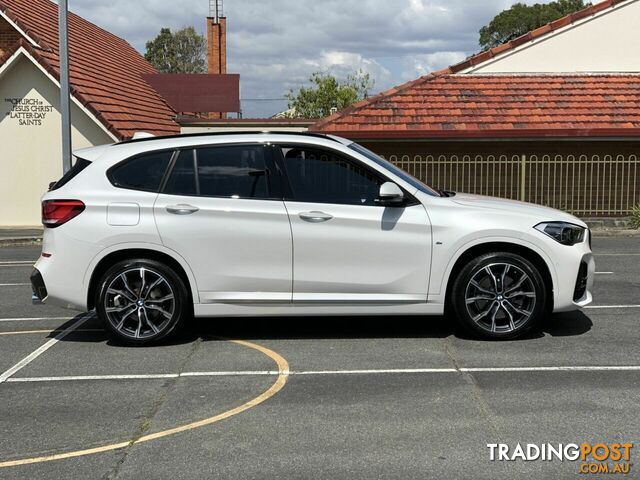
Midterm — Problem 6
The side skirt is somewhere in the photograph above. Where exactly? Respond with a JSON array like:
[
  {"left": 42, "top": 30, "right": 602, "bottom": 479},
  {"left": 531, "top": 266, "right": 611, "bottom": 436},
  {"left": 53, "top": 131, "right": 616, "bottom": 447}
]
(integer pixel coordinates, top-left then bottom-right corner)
[{"left": 193, "top": 302, "right": 445, "bottom": 318}]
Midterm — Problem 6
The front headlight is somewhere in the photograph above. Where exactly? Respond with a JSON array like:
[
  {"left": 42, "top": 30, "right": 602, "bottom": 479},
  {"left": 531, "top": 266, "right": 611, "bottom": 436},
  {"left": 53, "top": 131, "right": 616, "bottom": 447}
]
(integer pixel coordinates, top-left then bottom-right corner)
[{"left": 535, "top": 222, "right": 586, "bottom": 246}]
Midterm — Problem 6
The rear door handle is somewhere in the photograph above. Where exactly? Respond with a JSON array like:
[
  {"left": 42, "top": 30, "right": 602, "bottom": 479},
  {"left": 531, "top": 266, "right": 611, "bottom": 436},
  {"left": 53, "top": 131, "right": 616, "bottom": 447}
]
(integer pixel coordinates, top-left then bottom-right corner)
[
  {"left": 299, "top": 211, "right": 333, "bottom": 223},
  {"left": 166, "top": 204, "right": 199, "bottom": 215}
]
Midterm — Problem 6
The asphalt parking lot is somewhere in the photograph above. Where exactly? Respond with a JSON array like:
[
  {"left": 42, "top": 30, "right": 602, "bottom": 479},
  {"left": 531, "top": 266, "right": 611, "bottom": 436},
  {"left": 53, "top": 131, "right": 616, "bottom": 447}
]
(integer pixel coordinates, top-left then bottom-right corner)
[{"left": 0, "top": 237, "right": 639, "bottom": 479}]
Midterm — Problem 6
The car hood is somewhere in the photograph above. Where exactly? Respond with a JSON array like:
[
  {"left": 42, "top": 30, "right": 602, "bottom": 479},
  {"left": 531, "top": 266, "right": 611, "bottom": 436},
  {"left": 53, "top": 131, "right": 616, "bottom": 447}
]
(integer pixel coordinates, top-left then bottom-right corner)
[{"left": 450, "top": 193, "right": 586, "bottom": 227}]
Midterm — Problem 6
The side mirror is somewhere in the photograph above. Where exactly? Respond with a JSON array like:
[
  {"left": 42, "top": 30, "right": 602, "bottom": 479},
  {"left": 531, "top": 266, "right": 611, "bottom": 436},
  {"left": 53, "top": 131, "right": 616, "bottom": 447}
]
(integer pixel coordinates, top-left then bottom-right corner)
[{"left": 376, "top": 182, "right": 404, "bottom": 205}]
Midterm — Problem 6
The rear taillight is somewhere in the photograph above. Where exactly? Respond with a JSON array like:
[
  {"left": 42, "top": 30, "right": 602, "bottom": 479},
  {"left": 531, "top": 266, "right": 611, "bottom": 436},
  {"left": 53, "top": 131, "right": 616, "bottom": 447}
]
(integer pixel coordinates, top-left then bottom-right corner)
[{"left": 42, "top": 200, "right": 85, "bottom": 228}]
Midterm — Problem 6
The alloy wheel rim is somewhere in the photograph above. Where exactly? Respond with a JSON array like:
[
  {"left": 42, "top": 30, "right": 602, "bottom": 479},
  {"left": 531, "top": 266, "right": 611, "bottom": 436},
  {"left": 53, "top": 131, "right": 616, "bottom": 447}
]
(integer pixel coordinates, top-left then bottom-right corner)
[
  {"left": 104, "top": 267, "right": 175, "bottom": 339},
  {"left": 464, "top": 263, "right": 536, "bottom": 334}
]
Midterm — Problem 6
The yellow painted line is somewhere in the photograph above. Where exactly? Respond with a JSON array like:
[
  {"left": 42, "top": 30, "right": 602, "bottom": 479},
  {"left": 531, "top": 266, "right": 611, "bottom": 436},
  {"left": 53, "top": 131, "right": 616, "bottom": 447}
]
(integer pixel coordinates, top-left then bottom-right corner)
[
  {"left": 0, "top": 329, "right": 102, "bottom": 336},
  {"left": 0, "top": 339, "right": 289, "bottom": 468}
]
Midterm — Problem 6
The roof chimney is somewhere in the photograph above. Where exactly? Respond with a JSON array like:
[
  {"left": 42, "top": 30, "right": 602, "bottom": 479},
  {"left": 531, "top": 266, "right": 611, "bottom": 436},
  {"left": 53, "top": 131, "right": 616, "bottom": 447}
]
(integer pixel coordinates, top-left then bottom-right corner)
[{"left": 207, "top": 0, "right": 226, "bottom": 74}]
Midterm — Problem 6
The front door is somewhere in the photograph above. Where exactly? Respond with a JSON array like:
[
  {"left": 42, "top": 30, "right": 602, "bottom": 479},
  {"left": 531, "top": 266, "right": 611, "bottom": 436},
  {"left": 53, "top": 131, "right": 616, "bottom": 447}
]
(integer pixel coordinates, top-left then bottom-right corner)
[
  {"left": 275, "top": 145, "right": 432, "bottom": 303},
  {"left": 154, "top": 144, "right": 292, "bottom": 303}
]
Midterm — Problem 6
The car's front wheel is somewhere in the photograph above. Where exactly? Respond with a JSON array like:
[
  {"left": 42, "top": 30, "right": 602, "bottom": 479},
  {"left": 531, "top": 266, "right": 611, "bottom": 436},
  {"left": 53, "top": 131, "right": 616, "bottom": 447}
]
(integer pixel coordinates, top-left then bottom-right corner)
[
  {"left": 450, "top": 252, "right": 547, "bottom": 340},
  {"left": 96, "top": 259, "right": 189, "bottom": 346}
]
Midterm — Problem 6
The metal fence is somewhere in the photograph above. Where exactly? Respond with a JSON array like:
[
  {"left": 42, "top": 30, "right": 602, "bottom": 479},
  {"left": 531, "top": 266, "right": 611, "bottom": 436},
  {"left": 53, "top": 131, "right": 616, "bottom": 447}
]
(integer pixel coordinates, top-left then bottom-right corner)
[{"left": 385, "top": 154, "right": 640, "bottom": 216}]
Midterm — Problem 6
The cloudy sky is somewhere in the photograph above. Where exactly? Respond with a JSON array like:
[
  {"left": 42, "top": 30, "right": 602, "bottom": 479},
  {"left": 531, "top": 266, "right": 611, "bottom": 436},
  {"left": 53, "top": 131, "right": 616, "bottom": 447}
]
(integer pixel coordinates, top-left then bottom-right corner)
[{"left": 69, "top": 0, "right": 550, "bottom": 117}]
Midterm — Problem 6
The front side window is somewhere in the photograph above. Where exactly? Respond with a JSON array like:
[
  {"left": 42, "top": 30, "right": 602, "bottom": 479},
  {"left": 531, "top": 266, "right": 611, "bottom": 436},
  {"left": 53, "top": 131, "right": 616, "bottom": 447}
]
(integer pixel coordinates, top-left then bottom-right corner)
[
  {"left": 109, "top": 151, "right": 173, "bottom": 192},
  {"left": 279, "top": 146, "right": 383, "bottom": 206}
]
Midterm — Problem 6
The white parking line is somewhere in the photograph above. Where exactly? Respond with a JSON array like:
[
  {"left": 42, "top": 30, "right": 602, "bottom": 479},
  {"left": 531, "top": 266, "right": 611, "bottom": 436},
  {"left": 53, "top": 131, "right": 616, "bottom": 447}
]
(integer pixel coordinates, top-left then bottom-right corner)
[
  {"left": 0, "top": 329, "right": 102, "bottom": 336},
  {"left": 0, "top": 261, "right": 35, "bottom": 265},
  {"left": 585, "top": 305, "right": 640, "bottom": 309},
  {"left": 0, "top": 283, "right": 30, "bottom": 286},
  {"left": 292, "top": 368, "right": 456, "bottom": 375},
  {"left": 293, "top": 366, "right": 640, "bottom": 374},
  {"left": 0, "top": 262, "right": 34, "bottom": 268},
  {"left": 0, "top": 313, "right": 91, "bottom": 383},
  {"left": 7, "top": 374, "right": 182, "bottom": 382},
  {"left": 594, "top": 272, "right": 613, "bottom": 275},
  {"left": 6, "top": 365, "right": 640, "bottom": 383},
  {"left": 0, "top": 317, "right": 72, "bottom": 322},
  {"left": 460, "top": 366, "right": 640, "bottom": 372}
]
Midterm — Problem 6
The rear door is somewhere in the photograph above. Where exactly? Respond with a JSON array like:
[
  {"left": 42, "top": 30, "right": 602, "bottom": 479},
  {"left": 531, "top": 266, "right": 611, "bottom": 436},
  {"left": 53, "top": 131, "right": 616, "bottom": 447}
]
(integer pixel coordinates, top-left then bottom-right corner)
[
  {"left": 154, "top": 144, "right": 292, "bottom": 303},
  {"left": 275, "top": 145, "right": 432, "bottom": 303}
]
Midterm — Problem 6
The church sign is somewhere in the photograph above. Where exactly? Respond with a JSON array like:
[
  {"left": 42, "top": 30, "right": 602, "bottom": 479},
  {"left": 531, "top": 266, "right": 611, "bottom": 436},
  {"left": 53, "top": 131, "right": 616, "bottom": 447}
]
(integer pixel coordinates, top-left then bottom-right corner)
[{"left": 4, "top": 97, "right": 54, "bottom": 126}]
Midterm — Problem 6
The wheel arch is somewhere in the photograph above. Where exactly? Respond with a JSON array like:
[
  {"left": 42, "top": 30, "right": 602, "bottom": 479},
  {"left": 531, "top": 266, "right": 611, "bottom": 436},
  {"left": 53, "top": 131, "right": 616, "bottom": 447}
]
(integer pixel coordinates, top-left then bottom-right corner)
[
  {"left": 443, "top": 241, "right": 555, "bottom": 312},
  {"left": 86, "top": 246, "right": 198, "bottom": 311}
]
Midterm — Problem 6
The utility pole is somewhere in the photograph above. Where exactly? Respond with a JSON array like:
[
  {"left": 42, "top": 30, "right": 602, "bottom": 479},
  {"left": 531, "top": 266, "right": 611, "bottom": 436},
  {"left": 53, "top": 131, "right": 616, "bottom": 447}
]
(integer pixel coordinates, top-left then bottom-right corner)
[{"left": 59, "top": 0, "right": 72, "bottom": 173}]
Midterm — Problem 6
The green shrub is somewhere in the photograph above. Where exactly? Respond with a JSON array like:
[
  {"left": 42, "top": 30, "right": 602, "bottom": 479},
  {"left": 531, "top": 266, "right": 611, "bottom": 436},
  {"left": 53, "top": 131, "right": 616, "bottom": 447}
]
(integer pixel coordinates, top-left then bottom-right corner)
[{"left": 629, "top": 204, "right": 640, "bottom": 230}]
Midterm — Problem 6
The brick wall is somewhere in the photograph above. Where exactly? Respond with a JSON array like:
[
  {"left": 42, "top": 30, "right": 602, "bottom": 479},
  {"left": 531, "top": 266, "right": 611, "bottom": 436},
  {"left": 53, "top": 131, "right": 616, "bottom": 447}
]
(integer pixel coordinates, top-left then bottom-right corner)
[{"left": 0, "top": 17, "right": 21, "bottom": 59}]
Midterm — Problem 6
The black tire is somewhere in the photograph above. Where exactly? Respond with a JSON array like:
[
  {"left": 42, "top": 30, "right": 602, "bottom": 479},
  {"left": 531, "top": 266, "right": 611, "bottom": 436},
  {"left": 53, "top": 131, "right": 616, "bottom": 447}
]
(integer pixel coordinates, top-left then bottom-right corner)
[
  {"left": 95, "top": 258, "right": 189, "bottom": 346},
  {"left": 450, "top": 252, "right": 547, "bottom": 340}
]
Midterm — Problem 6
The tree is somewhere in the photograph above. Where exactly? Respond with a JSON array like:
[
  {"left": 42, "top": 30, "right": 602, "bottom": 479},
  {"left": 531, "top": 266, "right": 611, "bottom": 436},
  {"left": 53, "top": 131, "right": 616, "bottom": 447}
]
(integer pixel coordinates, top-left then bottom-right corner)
[
  {"left": 144, "top": 27, "right": 206, "bottom": 73},
  {"left": 284, "top": 70, "right": 374, "bottom": 119},
  {"left": 479, "top": 0, "right": 589, "bottom": 50}
]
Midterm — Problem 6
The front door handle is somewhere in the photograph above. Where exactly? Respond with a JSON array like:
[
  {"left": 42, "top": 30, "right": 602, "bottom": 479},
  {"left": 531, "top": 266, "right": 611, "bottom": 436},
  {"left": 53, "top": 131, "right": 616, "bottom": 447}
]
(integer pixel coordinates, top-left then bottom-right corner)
[
  {"left": 299, "top": 211, "right": 333, "bottom": 223},
  {"left": 166, "top": 204, "right": 199, "bottom": 215}
]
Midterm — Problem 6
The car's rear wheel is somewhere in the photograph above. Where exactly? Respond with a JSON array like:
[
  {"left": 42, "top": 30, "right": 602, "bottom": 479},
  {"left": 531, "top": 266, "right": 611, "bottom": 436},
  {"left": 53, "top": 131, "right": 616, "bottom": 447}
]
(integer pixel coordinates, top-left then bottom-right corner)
[
  {"left": 450, "top": 252, "right": 547, "bottom": 340},
  {"left": 96, "top": 259, "right": 189, "bottom": 346}
]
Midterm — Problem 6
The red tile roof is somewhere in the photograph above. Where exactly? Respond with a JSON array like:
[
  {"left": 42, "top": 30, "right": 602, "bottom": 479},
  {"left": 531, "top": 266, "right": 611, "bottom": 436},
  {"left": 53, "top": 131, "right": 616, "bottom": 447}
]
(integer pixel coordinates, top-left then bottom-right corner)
[
  {"left": 449, "top": 0, "right": 629, "bottom": 74},
  {"left": 0, "top": 0, "right": 179, "bottom": 139},
  {"left": 312, "top": 74, "right": 640, "bottom": 139}
]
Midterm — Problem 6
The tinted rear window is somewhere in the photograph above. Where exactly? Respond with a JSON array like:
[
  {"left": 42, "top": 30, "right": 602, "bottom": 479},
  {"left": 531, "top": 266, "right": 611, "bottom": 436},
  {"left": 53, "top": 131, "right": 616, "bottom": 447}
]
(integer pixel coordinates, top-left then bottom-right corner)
[
  {"left": 109, "top": 151, "right": 173, "bottom": 192},
  {"left": 50, "top": 158, "right": 91, "bottom": 191}
]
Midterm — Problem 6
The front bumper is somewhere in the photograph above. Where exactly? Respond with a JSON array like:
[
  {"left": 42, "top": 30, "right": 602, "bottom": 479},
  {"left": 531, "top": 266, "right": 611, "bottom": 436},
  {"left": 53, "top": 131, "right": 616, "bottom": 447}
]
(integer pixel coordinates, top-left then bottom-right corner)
[
  {"left": 30, "top": 268, "right": 47, "bottom": 305},
  {"left": 552, "top": 243, "right": 595, "bottom": 312}
]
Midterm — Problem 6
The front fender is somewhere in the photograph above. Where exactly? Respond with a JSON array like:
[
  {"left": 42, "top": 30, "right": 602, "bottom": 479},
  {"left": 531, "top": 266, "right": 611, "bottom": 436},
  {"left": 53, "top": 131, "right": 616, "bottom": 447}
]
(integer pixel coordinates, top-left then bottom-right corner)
[{"left": 429, "top": 234, "right": 559, "bottom": 306}]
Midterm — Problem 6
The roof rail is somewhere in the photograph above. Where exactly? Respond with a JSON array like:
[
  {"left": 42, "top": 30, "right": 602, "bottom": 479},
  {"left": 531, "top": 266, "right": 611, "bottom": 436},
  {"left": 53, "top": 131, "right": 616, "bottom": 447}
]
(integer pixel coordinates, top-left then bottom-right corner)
[{"left": 117, "top": 131, "right": 340, "bottom": 145}]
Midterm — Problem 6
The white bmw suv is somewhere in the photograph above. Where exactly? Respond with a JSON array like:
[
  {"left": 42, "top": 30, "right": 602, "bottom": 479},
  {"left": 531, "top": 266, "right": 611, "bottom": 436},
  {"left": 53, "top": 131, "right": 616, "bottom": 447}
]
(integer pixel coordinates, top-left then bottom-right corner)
[{"left": 32, "top": 132, "right": 594, "bottom": 345}]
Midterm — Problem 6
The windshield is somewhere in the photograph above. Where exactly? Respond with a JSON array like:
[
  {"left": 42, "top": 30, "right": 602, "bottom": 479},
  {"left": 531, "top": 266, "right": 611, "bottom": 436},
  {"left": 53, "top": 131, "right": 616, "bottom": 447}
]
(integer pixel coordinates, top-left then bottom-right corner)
[{"left": 348, "top": 143, "right": 440, "bottom": 196}]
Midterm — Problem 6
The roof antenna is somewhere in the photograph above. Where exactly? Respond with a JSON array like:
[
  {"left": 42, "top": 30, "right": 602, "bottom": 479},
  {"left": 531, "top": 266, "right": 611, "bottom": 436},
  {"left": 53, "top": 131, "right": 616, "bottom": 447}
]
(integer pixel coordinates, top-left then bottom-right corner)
[{"left": 209, "top": 0, "right": 223, "bottom": 22}]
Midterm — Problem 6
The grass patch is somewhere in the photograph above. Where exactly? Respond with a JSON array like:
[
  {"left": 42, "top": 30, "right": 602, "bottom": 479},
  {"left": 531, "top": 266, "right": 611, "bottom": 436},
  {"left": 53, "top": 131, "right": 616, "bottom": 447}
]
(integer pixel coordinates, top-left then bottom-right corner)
[{"left": 629, "top": 204, "right": 640, "bottom": 230}]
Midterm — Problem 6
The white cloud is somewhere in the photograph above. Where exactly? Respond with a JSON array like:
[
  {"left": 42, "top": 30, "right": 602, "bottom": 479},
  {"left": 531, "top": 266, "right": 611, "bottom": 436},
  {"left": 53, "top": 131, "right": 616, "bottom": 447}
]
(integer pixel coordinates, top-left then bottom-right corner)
[
  {"left": 66, "top": 0, "right": 555, "bottom": 116},
  {"left": 402, "top": 51, "right": 468, "bottom": 80},
  {"left": 305, "top": 51, "right": 392, "bottom": 88}
]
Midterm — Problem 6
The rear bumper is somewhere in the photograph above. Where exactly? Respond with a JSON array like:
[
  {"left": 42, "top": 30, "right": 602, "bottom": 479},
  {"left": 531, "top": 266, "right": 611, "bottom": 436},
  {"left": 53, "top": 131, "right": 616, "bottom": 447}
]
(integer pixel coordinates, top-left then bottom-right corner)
[
  {"left": 33, "top": 228, "right": 90, "bottom": 311},
  {"left": 30, "top": 268, "right": 47, "bottom": 304}
]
